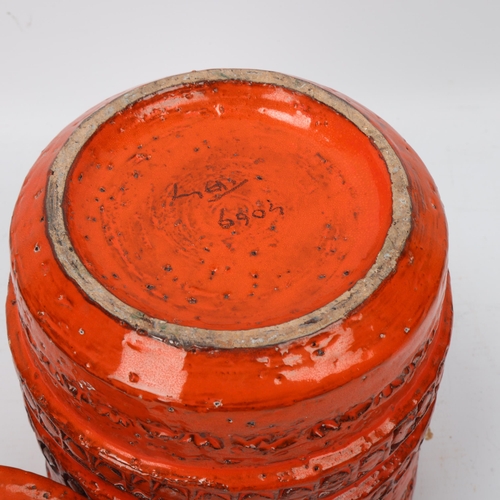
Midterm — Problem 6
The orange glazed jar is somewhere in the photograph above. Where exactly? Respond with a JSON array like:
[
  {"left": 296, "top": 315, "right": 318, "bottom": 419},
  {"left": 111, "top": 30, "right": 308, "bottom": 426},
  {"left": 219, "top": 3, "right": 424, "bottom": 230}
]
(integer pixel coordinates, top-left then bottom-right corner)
[{"left": 7, "top": 69, "right": 452, "bottom": 500}]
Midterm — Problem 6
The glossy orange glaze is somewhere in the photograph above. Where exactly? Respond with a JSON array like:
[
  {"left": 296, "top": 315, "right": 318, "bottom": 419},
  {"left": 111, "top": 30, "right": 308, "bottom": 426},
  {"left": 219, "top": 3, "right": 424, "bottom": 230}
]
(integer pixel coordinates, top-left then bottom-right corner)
[
  {"left": 0, "top": 466, "right": 84, "bottom": 499},
  {"left": 65, "top": 81, "right": 392, "bottom": 329},
  {"left": 7, "top": 277, "right": 451, "bottom": 497},
  {"left": 7, "top": 70, "right": 452, "bottom": 499},
  {"left": 41, "top": 406, "right": 426, "bottom": 500}
]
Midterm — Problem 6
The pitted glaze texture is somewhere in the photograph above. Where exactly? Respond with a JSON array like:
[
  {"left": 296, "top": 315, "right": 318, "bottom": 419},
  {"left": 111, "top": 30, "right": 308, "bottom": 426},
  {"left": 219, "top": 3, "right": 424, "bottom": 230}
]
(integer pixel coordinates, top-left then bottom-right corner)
[{"left": 7, "top": 69, "right": 452, "bottom": 500}]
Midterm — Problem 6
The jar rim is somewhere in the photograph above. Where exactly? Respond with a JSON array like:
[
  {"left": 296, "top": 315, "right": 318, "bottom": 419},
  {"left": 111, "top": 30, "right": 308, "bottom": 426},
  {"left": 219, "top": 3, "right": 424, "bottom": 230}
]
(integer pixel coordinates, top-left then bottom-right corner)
[{"left": 46, "top": 69, "right": 411, "bottom": 348}]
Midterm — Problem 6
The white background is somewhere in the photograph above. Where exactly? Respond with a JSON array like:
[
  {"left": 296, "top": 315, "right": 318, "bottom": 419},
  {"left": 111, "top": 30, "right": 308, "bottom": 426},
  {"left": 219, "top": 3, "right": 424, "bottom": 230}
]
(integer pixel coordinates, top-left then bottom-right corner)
[{"left": 0, "top": 1, "right": 498, "bottom": 498}]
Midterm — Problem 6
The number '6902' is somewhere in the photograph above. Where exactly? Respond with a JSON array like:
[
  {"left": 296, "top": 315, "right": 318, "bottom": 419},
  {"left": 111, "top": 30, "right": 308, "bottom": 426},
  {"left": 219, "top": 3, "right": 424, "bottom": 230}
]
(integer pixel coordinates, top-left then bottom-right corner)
[{"left": 218, "top": 202, "right": 284, "bottom": 229}]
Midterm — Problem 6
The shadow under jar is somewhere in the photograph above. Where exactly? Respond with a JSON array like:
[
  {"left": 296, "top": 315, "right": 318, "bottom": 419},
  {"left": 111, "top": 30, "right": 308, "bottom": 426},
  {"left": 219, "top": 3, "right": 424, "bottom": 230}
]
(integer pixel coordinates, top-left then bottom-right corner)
[{"left": 7, "top": 69, "right": 452, "bottom": 500}]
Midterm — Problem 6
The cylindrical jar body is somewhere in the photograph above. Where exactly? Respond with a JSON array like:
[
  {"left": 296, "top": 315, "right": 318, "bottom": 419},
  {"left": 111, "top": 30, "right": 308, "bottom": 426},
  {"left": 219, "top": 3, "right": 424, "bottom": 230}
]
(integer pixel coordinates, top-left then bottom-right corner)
[{"left": 7, "top": 70, "right": 452, "bottom": 500}]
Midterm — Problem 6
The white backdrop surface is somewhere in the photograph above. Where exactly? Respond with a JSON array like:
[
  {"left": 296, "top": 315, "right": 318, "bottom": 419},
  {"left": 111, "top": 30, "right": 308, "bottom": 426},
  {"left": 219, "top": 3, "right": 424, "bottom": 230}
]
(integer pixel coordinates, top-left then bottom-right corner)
[{"left": 0, "top": 1, "right": 499, "bottom": 498}]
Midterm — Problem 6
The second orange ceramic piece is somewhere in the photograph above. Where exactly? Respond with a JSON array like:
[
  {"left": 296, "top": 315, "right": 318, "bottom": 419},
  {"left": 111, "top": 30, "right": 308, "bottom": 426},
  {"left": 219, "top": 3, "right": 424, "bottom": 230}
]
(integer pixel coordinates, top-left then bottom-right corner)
[{"left": 0, "top": 466, "right": 84, "bottom": 499}]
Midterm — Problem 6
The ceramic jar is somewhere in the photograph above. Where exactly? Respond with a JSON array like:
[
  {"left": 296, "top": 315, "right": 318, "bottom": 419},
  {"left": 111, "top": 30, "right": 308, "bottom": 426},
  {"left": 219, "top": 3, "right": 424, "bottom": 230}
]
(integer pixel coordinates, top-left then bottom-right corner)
[
  {"left": 7, "top": 69, "right": 452, "bottom": 499},
  {"left": 0, "top": 465, "right": 84, "bottom": 499}
]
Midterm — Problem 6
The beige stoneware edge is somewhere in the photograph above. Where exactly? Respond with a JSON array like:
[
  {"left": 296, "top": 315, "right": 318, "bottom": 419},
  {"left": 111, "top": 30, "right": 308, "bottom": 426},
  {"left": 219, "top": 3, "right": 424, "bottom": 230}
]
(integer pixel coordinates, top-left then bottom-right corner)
[{"left": 46, "top": 69, "right": 412, "bottom": 349}]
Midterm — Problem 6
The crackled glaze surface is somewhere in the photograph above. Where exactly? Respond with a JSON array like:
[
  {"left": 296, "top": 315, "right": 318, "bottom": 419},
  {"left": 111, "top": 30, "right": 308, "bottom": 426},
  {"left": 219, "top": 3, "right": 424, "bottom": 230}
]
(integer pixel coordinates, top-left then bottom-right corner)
[{"left": 7, "top": 69, "right": 452, "bottom": 500}]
